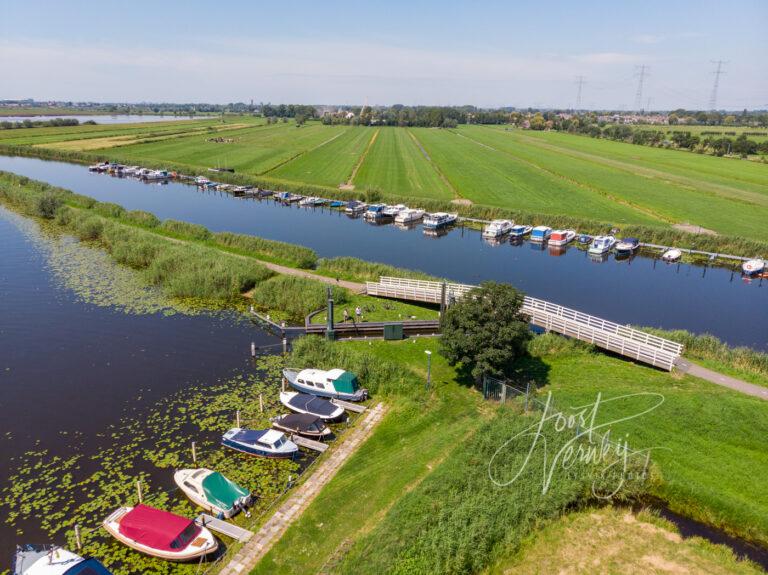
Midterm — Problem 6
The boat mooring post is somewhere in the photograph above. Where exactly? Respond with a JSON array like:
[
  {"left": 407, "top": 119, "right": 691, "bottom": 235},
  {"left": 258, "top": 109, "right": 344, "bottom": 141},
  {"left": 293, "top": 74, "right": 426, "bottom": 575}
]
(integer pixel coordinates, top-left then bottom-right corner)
[
  {"left": 282, "top": 336, "right": 288, "bottom": 354},
  {"left": 259, "top": 394, "right": 264, "bottom": 413},
  {"left": 74, "top": 524, "right": 82, "bottom": 551},
  {"left": 326, "top": 286, "right": 335, "bottom": 341},
  {"left": 136, "top": 480, "right": 143, "bottom": 504},
  {"left": 251, "top": 342, "right": 256, "bottom": 357},
  {"left": 425, "top": 350, "right": 432, "bottom": 391},
  {"left": 191, "top": 441, "right": 197, "bottom": 463},
  {"left": 236, "top": 410, "right": 241, "bottom": 428}
]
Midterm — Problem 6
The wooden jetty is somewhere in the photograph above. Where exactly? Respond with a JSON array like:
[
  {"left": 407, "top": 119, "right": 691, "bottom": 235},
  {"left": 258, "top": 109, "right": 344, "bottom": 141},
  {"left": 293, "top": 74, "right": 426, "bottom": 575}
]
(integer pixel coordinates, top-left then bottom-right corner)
[
  {"left": 195, "top": 514, "right": 253, "bottom": 542},
  {"left": 366, "top": 277, "right": 683, "bottom": 371},
  {"left": 291, "top": 435, "right": 329, "bottom": 453},
  {"left": 332, "top": 399, "right": 367, "bottom": 413}
]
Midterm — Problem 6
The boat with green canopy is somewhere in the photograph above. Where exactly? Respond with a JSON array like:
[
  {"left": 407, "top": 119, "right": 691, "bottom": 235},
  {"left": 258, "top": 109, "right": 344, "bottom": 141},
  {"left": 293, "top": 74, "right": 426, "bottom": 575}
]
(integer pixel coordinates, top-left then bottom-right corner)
[
  {"left": 174, "top": 468, "right": 252, "bottom": 519},
  {"left": 283, "top": 368, "right": 368, "bottom": 401}
]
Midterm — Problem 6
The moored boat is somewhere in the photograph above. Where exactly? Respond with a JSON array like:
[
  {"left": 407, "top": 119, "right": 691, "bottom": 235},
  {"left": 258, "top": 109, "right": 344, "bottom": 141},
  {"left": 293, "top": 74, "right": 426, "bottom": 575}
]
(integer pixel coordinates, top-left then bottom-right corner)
[
  {"left": 530, "top": 225, "right": 552, "bottom": 242},
  {"left": 742, "top": 258, "right": 765, "bottom": 276},
  {"left": 363, "top": 204, "right": 388, "bottom": 221},
  {"left": 394, "top": 208, "right": 425, "bottom": 224},
  {"left": 382, "top": 204, "right": 407, "bottom": 218},
  {"left": 423, "top": 212, "right": 458, "bottom": 229},
  {"left": 221, "top": 428, "right": 298, "bottom": 458},
  {"left": 344, "top": 200, "right": 366, "bottom": 214},
  {"left": 194, "top": 176, "right": 210, "bottom": 186},
  {"left": 615, "top": 237, "right": 641, "bottom": 256},
  {"left": 279, "top": 391, "right": 346, "bottom": 421},
  {"left": 548, "top": 229, "right": 576, "bottom": 246},
  {"left": 509, "top": 224, "right": 532, "bottom": 238},
  {"left": 271, "top": 413, "right": 332, "bottom": 438},
  {"left": 577, "top": 233, "right": 593, "bottom": 245},
  {"left": 588, "top": 235, "right": 616, "bottom": 255},
  {"left": 12, "top": 545, "right": 112, "bottom": 575},
  {"left": 173, "top": 468, "right": 252, "bottom": 519},
  {"left": 144, "top": 170, "right": 170, "bottom": 181},
  {"left": 103, "top": 504, "right": 218, "bottom": 561},
  {"left": 661, "top": 248, "right": 682, "bottom": 262},
  {"left": 482, "top": 219, "right": 514, "bottom": 238},
  {"left": 283, "top": 368, "right": 368, "bottom": 401},
  {"left": 329, "top": 200, "right": 345, "bottom": 208}
]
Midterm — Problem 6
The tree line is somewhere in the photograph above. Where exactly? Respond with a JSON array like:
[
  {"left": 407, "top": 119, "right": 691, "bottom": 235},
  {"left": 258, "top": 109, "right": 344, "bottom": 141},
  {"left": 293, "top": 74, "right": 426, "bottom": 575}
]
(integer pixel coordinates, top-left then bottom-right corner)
[{"left": 0, "top": 118, "right": 94, "bottom": 130}]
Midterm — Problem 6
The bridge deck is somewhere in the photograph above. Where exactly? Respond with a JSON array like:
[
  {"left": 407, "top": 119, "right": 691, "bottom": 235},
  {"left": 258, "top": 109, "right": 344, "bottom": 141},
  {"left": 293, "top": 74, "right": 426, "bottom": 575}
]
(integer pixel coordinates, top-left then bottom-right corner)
[{"left": 366, "top": 277, "right": 683, "bottom": 371}]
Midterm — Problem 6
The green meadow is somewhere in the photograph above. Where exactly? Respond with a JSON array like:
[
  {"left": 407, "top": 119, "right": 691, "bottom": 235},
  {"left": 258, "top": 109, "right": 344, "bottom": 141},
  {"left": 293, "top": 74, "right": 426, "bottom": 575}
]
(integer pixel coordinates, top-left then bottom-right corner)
[{"left": 3, "top": 118, "right": 768, "bottom": 242}]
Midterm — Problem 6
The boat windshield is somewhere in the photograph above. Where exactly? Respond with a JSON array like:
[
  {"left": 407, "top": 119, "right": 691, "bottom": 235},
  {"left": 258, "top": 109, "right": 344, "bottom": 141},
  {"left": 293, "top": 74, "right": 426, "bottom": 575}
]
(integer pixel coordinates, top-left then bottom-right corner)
[{"left": 170, "top": 523, "right": 201, "bottom": 550}]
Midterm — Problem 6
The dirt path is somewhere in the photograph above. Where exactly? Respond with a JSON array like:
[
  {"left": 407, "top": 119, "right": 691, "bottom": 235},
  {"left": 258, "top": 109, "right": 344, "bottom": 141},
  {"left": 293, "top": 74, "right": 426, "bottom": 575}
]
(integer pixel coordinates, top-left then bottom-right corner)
[
  {"left": 218, "top": 403, "right": 387, "bottom": 575},
  {"left": 245, "top": 259, "right": 365, "bottom": 293},
  {"left": 676, "top": 358, "right": 768, "bottom": 400}
]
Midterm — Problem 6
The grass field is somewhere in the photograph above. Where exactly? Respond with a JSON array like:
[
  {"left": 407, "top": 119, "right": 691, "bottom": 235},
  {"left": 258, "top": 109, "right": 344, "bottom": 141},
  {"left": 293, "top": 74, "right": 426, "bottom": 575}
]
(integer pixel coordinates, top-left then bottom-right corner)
[
  {"left": 3, "top": 119, "right": 768, "bottom": 242},
  {"left": 353, "top": 127, "right": 454, "bottom": 199},
  {"left": 248, "top": 335, "right": 767, "bottom": 574}
]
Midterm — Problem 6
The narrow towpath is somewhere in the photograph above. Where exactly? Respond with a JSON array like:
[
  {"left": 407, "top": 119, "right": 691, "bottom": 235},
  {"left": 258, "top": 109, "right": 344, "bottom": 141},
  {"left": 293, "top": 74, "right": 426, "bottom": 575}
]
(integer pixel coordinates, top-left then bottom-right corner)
[
  {"left": 218, "top": 403, "right": 387, "bottom": 575},
  {"left": 246, "top": 260, "right": 364, "bottom": 293},
  {"left": 676, "top": 359, "right": 768, "bottom": 400}
]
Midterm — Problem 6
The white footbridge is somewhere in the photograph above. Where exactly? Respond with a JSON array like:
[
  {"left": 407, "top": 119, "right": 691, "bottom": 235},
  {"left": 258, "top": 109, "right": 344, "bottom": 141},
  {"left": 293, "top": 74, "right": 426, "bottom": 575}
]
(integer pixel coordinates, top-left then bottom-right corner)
[{"left": 366, "top": 277, "right": 683, "bottom": 371}]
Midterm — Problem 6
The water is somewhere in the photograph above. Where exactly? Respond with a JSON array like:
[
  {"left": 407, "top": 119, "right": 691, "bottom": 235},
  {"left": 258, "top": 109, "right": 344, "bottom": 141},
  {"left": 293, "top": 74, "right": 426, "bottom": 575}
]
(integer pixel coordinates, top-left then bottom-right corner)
[
  {"left": 0, "top": 114, "right": 202, "bottom": 124},
  {"left": 0, "top": 206, "right": 277, "bottom": 561},
  {"left": 1, "top": 154, "right": 764, "bottom": 350}
]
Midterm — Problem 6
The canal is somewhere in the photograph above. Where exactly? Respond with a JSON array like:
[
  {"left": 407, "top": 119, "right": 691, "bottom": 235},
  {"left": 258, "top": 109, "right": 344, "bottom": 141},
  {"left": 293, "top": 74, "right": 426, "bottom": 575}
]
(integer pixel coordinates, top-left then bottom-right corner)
[
  {"left": 0, "top": 204, "right": 280, "bottom": 568},
  {"left": 0, "top": 154, "right": 764, "bottom": 351}
]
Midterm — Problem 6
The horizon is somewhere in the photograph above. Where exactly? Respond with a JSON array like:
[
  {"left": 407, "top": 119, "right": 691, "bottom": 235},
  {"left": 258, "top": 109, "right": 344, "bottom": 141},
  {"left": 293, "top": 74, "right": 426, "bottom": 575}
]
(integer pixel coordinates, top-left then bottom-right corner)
[{"left": 1, "top": 0, "right": 767, "bottom": 110}]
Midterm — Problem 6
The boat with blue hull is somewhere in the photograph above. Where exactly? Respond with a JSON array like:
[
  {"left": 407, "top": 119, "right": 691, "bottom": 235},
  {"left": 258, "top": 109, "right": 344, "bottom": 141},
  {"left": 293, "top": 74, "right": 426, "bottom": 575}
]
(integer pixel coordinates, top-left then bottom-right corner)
[
  {"left": 221, "top": 428, "right": 298, "bottom": 458},
  {"left": 12, "top": 545, "right": 113, "bottom": 575},
  {"left": 283, "top": 368, "right": 368, "bottom": 401},
  {"left": 509, "top": 224, "right": 532, "bottom": 239},
  {"left": 280, "top": 391, "right": 346, "bottom": 421},
  {"left": 530, "top": 226, "right": 552, "bottom": 242}
]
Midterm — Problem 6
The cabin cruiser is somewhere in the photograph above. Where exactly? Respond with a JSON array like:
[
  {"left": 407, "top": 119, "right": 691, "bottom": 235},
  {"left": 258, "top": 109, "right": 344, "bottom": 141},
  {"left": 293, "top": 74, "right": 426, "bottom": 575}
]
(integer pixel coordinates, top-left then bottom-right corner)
[
  {"left": 548, "top": 229, "right": 576, "bottom": 246},
  {"left": 283, "top": 368, "right": 368, "bottom": 401},
  {"left": 423, "top": 212, "right": 458, "bottom": 229},
  {"left": 588, "top": 235, "right": 616, "bottom": 255},
  {"left": 382, "top": 204, "right": 407, "bottom": 218},
  {"left": 530, "top": 226, "right": 552, "bottom": 242},
  {"left": 482, "top": 219, "right": 514, "bottom": 238},
  {"left": 395, "top": 208, "right": 425, "bottom": 224},
  {"left": 344, "top": 200, "right": 366, "bottom": 215},
  {"left": 271, "top": 413, "right": 332, "bottom": 438},
  {"left": 364, "top": 204, "right": 388, "bottom": 221}
]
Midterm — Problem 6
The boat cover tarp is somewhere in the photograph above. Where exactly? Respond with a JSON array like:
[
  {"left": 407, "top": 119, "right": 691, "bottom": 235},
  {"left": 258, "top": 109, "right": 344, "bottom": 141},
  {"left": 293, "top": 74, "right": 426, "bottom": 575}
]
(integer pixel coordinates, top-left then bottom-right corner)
[
  {"left": 333, "top": 371, "right": 360, "bottom": 394},
  {"left": 289, "top": 393, "right": 338, "bottom": 417},
  {"left": 119, "top": 504, "right": 198, "bottom": 551},
  {"left": 201, "top": 472, "right": 249, "bottom": 511},
  {"left": 65, "top": 558, "right": 114, "bottom": 575},
  {"left": 279, "top": 413, "right": 323, "bottom": 431},
  {"left": 230, "top": 429, "right": 268, "bottom": 444}
]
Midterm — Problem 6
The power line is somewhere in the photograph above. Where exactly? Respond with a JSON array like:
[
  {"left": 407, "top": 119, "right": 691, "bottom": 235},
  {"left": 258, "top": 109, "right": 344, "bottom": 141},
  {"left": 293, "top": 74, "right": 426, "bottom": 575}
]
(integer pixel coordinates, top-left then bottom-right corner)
[
  {"left": 634, "top": 65, "right": 649, "bottom": 112},
  {"left": 709, "top": 60, "right": 728, "bottom": 110},
  {"left": 574, "top": 76, "right": 586, "bottom": 111}
]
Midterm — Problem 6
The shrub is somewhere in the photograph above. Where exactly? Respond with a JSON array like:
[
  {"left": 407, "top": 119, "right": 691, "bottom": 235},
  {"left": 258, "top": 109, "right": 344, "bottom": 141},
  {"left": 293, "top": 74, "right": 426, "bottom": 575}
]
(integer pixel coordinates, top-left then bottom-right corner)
[
  {"left": 316, "top": 257, "right": 441, "bottom": 283},
  {"left": 92, "top": 201, "right": 125, "bottom": 219},
  {"left": 35, "top": 193, "right": 62, "bottom": 219},
  {"left": 213, "top": 231, "right": 317, "bottom": 269}
]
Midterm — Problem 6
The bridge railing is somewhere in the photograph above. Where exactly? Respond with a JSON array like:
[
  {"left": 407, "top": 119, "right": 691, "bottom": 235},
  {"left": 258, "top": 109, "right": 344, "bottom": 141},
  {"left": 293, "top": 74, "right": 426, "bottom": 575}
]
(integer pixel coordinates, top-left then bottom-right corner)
[{"left": 369, "top": 276, "right": 683, "bottom": 369}]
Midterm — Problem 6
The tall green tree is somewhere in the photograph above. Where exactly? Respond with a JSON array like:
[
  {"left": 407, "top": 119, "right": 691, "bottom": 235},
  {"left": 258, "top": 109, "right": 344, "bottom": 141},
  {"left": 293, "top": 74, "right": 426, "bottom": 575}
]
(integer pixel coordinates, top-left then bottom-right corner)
[{"left": 440, "top": 281, "right": 531, "bottom": 381}]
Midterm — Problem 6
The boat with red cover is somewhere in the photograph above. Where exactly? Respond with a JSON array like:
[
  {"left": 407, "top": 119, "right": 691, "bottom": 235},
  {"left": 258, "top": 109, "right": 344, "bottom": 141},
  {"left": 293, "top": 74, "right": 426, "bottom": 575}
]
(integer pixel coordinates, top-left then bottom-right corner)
[{"left": 102, "top": 504, "right": 218, "bottom": 561}]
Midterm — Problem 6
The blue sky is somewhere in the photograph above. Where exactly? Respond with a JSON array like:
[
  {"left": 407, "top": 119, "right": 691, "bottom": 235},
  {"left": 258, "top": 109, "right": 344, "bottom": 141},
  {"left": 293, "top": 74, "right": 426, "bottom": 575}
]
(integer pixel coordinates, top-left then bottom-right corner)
[{"left": 2, "top": 0, "right": 766, "bottom": 109}]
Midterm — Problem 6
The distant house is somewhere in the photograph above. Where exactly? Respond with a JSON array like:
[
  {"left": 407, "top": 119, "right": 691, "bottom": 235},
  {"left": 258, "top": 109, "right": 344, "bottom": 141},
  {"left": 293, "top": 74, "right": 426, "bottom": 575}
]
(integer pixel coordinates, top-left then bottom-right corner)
[{"left": 345, "top": 111, "right": 355, "bottom": 120}]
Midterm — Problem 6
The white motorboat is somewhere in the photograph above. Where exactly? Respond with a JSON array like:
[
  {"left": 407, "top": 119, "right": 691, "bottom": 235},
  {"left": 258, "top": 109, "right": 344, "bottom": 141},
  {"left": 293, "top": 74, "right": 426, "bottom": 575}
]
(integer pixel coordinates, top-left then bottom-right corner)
[
  {"left": 509, "top": 224, "right": 532, "bottom": 238},
  {"left": 661, "top": 248, "right": 682, "bottom": 262},
  {"left": 394, "top": 208, "right": 425, "bottom": 224},
  {"left": 742, "top": 258, "right": 765, "bottom": 276},
  {"left": 221, "top": 428, "right": 299, "bottom": 458},
  {"left": 283, "top": 367, "right": 368, "bottom": 401},
  {"left": 588, "top": 235, "right": 616, "bottom": 255},
  {"left": 423, "top": 212, "right": 458, "bottom": 229},
  {"left": 482, "top": 219, "right": 514, "bottom": 238},
  {"left": 173, "top": 468, "right": 252, "bottom": 518},
  {"left": 382, "top": 204, "right": 407, "bottom": 218},
  {"left": 195, "top": 176, "right": 210, "bottom": 186},
  {"left": 548, "top": 229, "right": 576, "bottom": 246},
  {"left": 12, "top": 544, "right": 112, "bottom": 574},
  {"left": 279, "top": 391, "right": 346, "bottom": 421}
]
